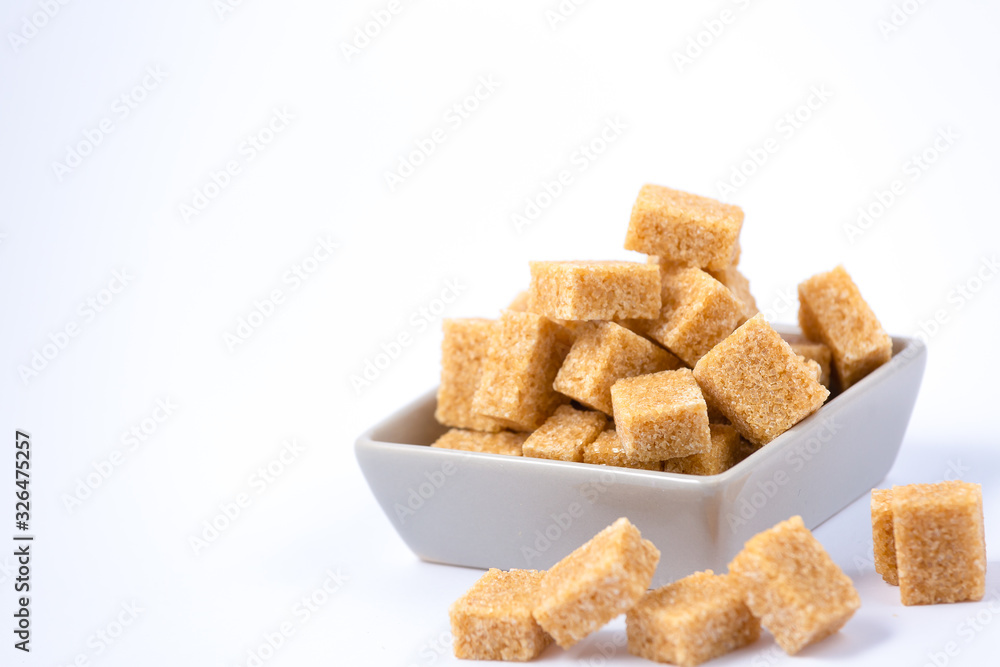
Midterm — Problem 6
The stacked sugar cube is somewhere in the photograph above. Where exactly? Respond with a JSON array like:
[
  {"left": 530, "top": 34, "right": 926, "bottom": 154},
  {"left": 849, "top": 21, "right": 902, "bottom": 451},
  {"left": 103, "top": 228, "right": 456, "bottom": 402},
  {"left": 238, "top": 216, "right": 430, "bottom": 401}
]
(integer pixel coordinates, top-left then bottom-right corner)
[{"left": 433, "top": 184, "right": 893, "bottom": 474}]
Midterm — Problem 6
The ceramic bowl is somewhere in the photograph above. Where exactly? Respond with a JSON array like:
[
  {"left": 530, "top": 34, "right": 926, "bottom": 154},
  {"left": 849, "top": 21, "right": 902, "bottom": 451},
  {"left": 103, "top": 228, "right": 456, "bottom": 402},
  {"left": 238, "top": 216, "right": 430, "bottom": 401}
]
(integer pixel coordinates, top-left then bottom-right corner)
[{"left": 355, "top": 328, "right": 926, "bottom": 586}]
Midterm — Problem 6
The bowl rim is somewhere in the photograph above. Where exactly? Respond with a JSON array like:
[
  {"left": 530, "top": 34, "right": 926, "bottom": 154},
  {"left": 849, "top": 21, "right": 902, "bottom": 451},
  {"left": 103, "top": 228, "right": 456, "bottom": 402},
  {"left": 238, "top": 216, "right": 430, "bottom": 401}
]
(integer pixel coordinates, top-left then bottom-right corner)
[{"left": 356, "top": 329, "right": 925, "bottom": 491}]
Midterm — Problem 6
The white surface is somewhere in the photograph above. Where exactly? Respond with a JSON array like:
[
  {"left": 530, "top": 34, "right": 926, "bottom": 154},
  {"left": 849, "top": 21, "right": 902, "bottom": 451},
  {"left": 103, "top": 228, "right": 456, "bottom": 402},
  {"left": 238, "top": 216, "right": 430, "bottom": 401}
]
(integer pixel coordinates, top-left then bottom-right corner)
[{"left": 0, "top": 1, "right": 998, "bottom": 665}]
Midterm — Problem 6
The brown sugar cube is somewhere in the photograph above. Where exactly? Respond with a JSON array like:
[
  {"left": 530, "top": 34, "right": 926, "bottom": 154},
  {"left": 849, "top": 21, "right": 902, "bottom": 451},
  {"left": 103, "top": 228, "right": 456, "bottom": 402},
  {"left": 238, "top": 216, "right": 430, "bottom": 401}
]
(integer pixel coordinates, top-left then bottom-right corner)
[
  {"left": 729, "top": 515, "right": 860, "bottom": 655},
  {"left": 557, "top": 319, "right": 596, "bottom": 341},
  {"left": 641, "top": 266, "right": 743, "bottom": 367},
  {"left": 871, "top": 488, "right": 898, "bottom": 585},
  {"left": 514, "top": 292, "right": 603, "bottom": 346},
  {"left": 583, "top": 429, "right": 662, "bottom": 471},
  {"left": 663, "top": 424, "right": 741, "bottom": 476},
  {"left": 522, "top": 405, "right": 606, "bottom": 462},
  {"left": 626, "top": 570, "right": 760, "bottom": 666},
  {"left": 472, "top": 311, "right": 573, "bottom": 432},
  {"left": 800, "top": 357, "right": 824, "bottom": 385},
  {"left": 649, "top": 239, "right": 740, "bottom": 271},
  {"left": 798, "top": 266, "right": 892, "bottom": 389},
  {"left": 435, "top": 319, "right": 504, "bottom": 432},
  {"left": 892, "top": 481, "right": 986, "bottom": 605},
  {"left": 533, "top": 517, "right": 660, "bottom": 648},
  {"left": 708, "top": 265, "right": 758, "bottom": 325},
  {"left": 553, "top": 322, "right": 682, "bottom": 415},
  {"left": 511, "top": 291, "right": 596, "bottom": 346},
  {"left": 432, "top": 429, "right": 527, "bottom": 456},
  {"left": 612, "top": 369, "right": 712, "bottom": 463},
  {"left": 611, "top": 317, "right": 659, "bottom": 340},
  {"left": 625, "top": 185, "right": 743, "bottom": 271},
  {"left": 522, "top": 312, "right": 594, "bottom": 342},
  {"left": 528, "top": 261, "right": 661, "bottom": 321},
  {"left": 693, "top": 315, "right": 829, "bottom": 447},
  {"left": 449, "top": 568, "right": 552, "bottom": 661},
  {"left": 507, "top": 290, "right": 531, "bottom": 312},
  {"left": 790, "top": 342, "right": 833, "bottom": 389}
]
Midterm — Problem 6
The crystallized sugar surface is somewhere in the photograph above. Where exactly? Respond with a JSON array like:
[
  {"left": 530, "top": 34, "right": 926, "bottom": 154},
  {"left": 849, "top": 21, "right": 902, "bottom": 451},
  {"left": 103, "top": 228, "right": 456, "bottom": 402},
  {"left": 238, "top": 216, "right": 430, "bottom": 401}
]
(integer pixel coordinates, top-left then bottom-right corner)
[
  {"left": 472, "top": 311, "right": 573, "bottom": 431},
  {"left": 450, "top": 568, "right": 552, "bottom": 661},
  {"left": 798, "top": 266, "right": 892, "bottom": 389},
  {"left": 611, "top": 369, "right": 711, "bottom": 463},
  {"left": 431, "top": 429, "right": 527, "bottom": 456},
  {"left": 892, "top": 481, "right": 986, "bottom": 605},
  {"left": 871, "top": 488, "right": 898, "bottom": 586},
  {"left": 554, "top": 322, "right": 681, "bottom": 415},
  {"left": 708, "top": 265, "right": 758, "bottom": 325},
  {"left": 627, "top": 570, "right": 760, "bottom": 667},
  {"left": 435, "top": 318, "right": 504, "bottom": 432},
  {"left": 528, "top": 261, "right": 661, "bottom": 321},
  {"left": 625, "top": 185, "right": 743, "bottom": 271},
  {"left": 642, "top": 265, "right": 743, "bottom": 367},
  {"left": 582, "top": 429, "right": 662, "bottom": 470},
  {"left": 533, "top": 518, "right": 660, "bottom": 648},
  {"left": 663, "top": 423, "right": 741, "bottom": 476},
  {"left": 521, "top": 405, "right": 606, "bottom": 462},
  {"left": 790, "top": 342, "right": 833, "bottom": 389},
  {"left": 693, "top": 315, "right": 829, "bottom": 446},
  {"left": 729, "top": 516, "right": 860, "bottom": 655}
]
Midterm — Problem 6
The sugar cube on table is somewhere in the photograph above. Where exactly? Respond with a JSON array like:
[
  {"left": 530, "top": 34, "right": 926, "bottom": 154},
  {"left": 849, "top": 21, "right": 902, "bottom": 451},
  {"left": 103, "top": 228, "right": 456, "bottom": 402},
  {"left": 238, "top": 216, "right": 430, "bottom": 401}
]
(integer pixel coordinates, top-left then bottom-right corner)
[
  {"left": 891, "top": 481, "right": 986, "bottom": 605},
  {"left": 871, "top": 488, "right": 898, "bottom": 585},
  {"left": 533, "top": 518, "right": 660, "bottom": 648},
  {"left": 728, "top": 515, "right": 860, "bottom": 655},
  {"left": 627, "top": 570, "right": 760, "bottom": 667},
  {"left": 449, "top": 568, "right": 552, "bottom": 661}
]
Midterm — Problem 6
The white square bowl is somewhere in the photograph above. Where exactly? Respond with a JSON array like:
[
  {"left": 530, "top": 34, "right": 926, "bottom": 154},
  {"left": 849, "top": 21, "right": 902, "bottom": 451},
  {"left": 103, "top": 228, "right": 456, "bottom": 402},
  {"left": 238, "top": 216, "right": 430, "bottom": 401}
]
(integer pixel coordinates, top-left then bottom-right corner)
[{"left": 355, "top": 329, "right": 925, "bottom": 587}]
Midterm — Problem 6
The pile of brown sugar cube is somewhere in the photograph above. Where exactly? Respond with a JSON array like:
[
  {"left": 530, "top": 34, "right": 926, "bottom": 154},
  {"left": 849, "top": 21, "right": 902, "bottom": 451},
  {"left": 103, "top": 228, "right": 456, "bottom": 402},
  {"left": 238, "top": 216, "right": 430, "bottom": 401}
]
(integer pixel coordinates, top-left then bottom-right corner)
[
  {"left": 449, "top": 516, "right": 862, "bottom": 664},
  {"left": 432, "top": 184, "right": 894, "bottom": 472}
]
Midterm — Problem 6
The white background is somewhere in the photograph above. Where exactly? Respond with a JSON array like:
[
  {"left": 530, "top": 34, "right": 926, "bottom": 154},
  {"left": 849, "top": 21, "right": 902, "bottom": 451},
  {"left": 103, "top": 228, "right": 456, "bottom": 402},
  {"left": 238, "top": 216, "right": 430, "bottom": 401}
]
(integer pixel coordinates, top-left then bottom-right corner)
[{"left": 1, "top": 0, "right": 999, "bottom": 665}]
